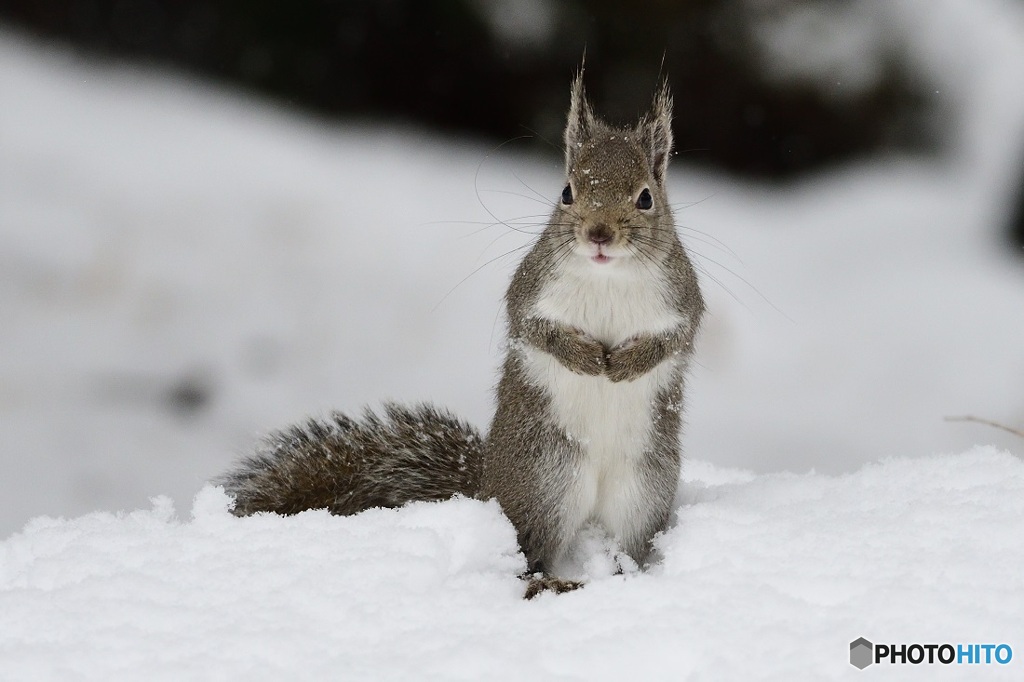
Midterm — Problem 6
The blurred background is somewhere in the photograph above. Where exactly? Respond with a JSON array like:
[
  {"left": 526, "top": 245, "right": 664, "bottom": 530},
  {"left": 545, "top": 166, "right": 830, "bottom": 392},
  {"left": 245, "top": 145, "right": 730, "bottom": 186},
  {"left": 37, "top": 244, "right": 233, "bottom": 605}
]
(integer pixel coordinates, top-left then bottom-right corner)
[
  {"left": 2, "top": 0, "right": 945, "bottom": 177},
  {"left": 2, "top": 0, "right": 1023, "bottom": 537}
]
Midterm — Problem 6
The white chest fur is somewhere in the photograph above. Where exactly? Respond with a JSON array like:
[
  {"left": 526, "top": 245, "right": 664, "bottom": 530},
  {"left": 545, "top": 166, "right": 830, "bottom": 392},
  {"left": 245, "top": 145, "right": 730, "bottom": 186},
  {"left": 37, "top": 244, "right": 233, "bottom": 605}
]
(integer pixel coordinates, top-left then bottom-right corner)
[
  {"left": 521, "top": 258, "right": 685, "bottom": 539},
  {"left": 532, "top": 258, "right": 682, "bottom": 348}
]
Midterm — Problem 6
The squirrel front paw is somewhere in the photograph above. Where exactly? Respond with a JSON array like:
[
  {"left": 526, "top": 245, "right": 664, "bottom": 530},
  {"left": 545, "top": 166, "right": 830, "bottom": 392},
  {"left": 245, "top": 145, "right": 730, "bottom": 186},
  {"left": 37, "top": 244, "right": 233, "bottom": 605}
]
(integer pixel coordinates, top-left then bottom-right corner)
[
  {"left": 605, "top": 336, "right": 664, "bottom": 383},
  {"left": 553, "top": 328, "right": 607, "bottom": 376}
]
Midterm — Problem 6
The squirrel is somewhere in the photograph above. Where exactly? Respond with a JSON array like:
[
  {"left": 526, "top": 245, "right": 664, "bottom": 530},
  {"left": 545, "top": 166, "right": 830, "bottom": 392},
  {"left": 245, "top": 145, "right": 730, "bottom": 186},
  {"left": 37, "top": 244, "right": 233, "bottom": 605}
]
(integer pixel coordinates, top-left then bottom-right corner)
[{"left": 219, "top": 73, "right": 705, "bottom": 598}]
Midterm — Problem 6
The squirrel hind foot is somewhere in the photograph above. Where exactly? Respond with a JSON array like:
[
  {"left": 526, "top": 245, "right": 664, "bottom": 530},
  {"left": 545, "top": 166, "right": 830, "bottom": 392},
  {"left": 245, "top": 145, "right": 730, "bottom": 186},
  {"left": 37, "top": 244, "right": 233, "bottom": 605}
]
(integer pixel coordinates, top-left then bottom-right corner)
[{"left": 522, "top": 574, "right": 584, "bottom": 600}]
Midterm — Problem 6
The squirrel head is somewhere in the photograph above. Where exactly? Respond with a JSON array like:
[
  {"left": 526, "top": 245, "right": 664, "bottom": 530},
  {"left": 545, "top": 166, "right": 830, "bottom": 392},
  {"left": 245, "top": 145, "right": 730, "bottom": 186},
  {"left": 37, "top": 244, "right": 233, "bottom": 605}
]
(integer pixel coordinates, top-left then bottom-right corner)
[{"left": 558, "top": 73, "right": 677, "bottom": 267}]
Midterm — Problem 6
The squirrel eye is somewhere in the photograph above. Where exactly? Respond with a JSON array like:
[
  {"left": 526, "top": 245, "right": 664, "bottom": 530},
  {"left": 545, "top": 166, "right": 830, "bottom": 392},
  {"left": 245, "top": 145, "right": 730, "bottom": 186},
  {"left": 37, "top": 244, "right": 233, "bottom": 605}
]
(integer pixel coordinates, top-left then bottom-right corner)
[
  {"left": 636, "top": 188, "right": 653, "bottom": 210},
  {"left": 561, "top": 184, "right": 574, "bottom": 205}
]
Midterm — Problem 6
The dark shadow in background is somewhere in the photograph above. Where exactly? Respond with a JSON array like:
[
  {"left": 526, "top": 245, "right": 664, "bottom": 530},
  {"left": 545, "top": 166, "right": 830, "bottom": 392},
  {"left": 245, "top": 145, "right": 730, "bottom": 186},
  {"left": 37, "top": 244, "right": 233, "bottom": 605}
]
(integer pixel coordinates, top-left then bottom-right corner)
[
  {"left": 3, "top": 0, "right": 935, "bottom": 175},
  {"left": 1011, "top": 173, "right": 1024, "bottom": 255},
  {"left": 5, "top": 0, "right": 1023, "bottom": 252}
]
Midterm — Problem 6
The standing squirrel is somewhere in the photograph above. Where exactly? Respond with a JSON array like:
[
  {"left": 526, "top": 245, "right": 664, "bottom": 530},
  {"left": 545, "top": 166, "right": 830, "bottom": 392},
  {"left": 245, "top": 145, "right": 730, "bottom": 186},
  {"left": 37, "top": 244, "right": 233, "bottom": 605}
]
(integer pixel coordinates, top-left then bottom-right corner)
[{"left": 219, "top": 73, "right": 704, "bottom": 597}]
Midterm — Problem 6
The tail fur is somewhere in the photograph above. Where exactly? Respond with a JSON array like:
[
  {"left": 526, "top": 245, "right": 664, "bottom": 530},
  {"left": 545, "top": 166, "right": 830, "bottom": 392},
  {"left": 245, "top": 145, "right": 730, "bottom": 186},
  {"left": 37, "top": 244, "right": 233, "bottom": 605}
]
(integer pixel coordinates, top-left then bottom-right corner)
[{"left": 220, "top": 402, "right": 484, "bottom": 516}]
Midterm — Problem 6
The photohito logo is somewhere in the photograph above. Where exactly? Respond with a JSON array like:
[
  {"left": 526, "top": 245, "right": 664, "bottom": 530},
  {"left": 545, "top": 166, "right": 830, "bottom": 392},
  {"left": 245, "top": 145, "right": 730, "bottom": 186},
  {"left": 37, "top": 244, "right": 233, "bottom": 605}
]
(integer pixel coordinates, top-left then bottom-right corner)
[
  {"left": 850, "top": 638, "right": 1013, "bottom": 669},
  {"left": 850, "top": 638, "right": 873, "bottom": 670}
]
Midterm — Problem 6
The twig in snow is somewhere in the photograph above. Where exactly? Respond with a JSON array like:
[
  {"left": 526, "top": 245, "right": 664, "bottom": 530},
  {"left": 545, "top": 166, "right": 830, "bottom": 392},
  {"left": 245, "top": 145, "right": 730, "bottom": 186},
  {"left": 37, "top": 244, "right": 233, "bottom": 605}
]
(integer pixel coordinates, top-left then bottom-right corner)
[{"left": 944, "top": 415, "right": 1024, "bottom": 439}]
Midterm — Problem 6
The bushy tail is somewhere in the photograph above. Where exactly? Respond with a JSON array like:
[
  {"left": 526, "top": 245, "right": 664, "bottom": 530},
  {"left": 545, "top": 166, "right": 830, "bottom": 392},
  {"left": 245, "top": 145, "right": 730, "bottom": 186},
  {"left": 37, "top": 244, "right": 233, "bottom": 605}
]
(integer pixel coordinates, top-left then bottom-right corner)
[{"left": 220, "top": 402, "right": 484, "bottom": 517}]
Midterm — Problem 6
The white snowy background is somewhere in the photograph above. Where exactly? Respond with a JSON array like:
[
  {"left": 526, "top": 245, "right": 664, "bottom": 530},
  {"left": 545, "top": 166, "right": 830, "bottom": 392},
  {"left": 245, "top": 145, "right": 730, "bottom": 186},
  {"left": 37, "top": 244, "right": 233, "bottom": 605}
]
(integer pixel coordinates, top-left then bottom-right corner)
[{"left": 2, "top": 0, "right": 1024, "bottom": 678}]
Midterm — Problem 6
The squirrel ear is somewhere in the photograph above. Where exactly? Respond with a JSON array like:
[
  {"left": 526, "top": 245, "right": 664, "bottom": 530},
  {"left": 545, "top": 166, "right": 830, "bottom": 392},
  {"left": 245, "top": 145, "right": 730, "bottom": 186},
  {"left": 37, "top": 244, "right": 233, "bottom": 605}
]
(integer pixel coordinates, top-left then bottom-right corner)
[
  {"left": 638, "top": 80, "right": 674, "bottom": 185},
  {"left": 564, "top": 70, "right": 596, "bottom": 171}
]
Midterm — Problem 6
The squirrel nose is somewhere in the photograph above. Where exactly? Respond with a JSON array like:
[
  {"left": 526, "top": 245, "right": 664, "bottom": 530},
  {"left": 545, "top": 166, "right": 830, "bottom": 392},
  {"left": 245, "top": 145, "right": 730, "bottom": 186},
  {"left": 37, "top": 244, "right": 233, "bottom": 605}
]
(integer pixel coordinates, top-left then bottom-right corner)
[{"left": 587, "top": 225, "right": 613, "bottom": 245}]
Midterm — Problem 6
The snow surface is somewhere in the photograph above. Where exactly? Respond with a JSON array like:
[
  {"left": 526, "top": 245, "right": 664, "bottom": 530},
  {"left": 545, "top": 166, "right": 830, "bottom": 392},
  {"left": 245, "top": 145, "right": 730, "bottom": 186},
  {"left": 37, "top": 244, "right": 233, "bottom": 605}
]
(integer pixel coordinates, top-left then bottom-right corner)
[
  {"left": 2, "top": 447, "right": 1021, "bottom": 680},
  {"left": 2, "top": 0, "right": 1024, "bottom": 676}
]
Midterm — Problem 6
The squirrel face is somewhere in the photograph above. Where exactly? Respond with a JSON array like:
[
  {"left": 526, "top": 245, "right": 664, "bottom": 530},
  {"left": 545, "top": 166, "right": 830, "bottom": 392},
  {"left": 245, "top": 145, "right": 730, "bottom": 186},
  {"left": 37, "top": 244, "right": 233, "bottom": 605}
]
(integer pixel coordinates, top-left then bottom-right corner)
[{"left": 557, "top": 75, "right": 677, "bottom": 268}]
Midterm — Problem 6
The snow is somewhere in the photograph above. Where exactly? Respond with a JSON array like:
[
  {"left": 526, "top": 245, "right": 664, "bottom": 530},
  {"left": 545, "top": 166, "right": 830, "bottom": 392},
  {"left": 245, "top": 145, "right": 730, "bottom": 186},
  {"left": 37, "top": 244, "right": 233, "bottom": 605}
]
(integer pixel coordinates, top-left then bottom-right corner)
[
  {"left": 2, "top": 446, "right": 1021, "bottom": 680},
  {"left": 2, "top": 0, "right": 1024, "bottom": 676}
]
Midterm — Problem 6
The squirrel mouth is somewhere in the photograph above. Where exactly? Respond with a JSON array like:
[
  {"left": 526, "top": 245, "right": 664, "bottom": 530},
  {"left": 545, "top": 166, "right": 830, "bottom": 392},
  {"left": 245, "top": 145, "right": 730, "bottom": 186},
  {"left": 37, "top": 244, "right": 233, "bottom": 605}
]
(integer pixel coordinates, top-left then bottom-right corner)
[
  {"left": 589, "top": 244, "right": 614, "bottom": 264},
  {"left": 580, "top": 238, "right": 616, "bottom": 264}
]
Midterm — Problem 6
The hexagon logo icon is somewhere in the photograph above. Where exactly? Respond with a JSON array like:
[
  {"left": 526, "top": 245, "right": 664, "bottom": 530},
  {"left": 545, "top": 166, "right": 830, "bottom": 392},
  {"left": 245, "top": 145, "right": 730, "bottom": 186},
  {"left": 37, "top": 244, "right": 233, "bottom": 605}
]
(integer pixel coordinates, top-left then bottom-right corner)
[{"left": 850, "top": 638, "right": 874, "bottom": 669}]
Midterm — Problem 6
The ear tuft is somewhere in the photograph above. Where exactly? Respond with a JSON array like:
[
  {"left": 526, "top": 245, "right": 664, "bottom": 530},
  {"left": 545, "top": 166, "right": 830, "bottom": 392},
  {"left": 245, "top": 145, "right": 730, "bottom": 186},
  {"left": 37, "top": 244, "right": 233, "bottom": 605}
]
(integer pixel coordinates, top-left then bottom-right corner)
[
  {"left": 564, "top": 69, "right": 596, "bottom": 171},
  {"left": 638, "top": 79, "right": 674, "bottom": 185}
]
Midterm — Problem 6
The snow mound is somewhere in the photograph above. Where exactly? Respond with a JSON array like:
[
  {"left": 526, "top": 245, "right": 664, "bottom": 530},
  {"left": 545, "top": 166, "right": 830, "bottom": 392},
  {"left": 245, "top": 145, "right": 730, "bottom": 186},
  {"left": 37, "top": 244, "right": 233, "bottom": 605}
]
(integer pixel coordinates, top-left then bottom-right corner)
[{"left": 2, "top": 447, "right": 1021, "bottom": 679}]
